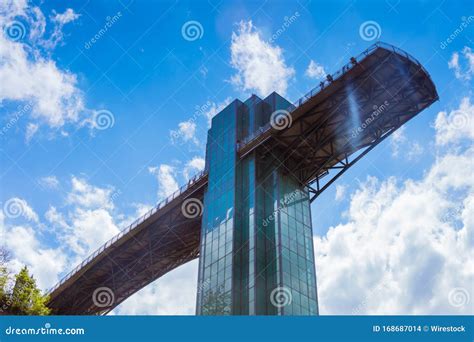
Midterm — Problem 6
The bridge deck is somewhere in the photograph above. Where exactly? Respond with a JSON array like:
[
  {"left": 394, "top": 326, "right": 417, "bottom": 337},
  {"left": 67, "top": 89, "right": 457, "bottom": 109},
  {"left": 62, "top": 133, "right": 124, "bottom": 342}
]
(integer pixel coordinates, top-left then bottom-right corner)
[
  {"left": 48, "top": 172, "right": 207, "bottom": 314},
  {"left": 238, "top": 42, "right": 438, "bottom": 200},
  {"left": 47, "top": 42, "right": 438, "bottom": 314}
]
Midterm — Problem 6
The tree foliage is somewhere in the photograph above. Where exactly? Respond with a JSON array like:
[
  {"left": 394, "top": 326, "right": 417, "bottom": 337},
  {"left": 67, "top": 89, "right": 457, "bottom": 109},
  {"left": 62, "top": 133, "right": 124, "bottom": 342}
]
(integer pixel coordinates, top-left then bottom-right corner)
[{"left": 0, "top": 248, "right": 51, "bottom": 315}]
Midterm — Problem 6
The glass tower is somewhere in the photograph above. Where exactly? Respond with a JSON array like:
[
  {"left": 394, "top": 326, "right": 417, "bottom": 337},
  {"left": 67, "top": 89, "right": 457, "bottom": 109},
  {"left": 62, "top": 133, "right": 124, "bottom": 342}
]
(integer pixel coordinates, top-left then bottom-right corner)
[{"left": 196, "top": 92, "right": 318, "bottom": 315}]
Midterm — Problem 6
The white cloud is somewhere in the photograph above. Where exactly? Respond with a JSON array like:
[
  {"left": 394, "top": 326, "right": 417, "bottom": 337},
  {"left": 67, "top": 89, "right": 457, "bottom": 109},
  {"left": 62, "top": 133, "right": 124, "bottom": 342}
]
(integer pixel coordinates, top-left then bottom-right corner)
[
  {"left": 41, "top": 8, "right": 80, "bottom": 50},
  {"left": 65, "top": 208, "right": 119, "bottom": 257},
  {"left": 315, "top": 107, "right": 474, "bottom": 315},
  {"left": 170, "top": 120, "right": 198, "bottom": 145},
  {"left": 4, "top": 176, "right": 121, "bottom": 290},
  {"left": 25, "top": 122, "right": 38, "bottom": 142},
  {"left": 38, "top": 175, "right": 60, "bottom": 189},
  {"left": 45, "top": 205, "right": 68, "bottom": 229},
  {"left": 0, "top": 35, "right": 85, "bottom": 127},
  {"left": 183, "top": 157, "right": 205, "bottom": 180},
  {"left": 448, "top": 46, "right": 474, "bottom": 80},
  {"left": 52, "top": 8, "right": 80, "bottom": 25},
  {"left": 204, "top": 97, "right": 232, "bottom": 127},
  {"left": 407, "top": 142, "right": 424, "bottom": 160},
  {"left": 230, "top": 21, "right": 295, "bottom": 97},
  {"left": 390, "top": 126, "right": 406, "bottom": 157},
  {"left": 435, "top": 96, "right": 474, "bottom": 146},
  {"left": 67, "top": 176, "right": 114, "bottom": 210},
  {"left": 305, "top": 60, "right": 326, "bottom": 79},
  {"left": 149, "top": 164, "right": 179, "bottom": 200},
  {"left": 113, "top": 259, "right": 198, "bottom": 315},
  {"left": 335, "top": 184, "right": 347, "bottom": 202},
  {"left": 4, "top": 225, "right": 66, "bottom": 289},
  {"left": 0, "top": 1, "right": 88, "bottom": 136},
  {"left": 3, "top": 197, "right": 39, "bottom": 222},
  {"left": 390, "top": 126, "right": 424, "bottom": 160}
]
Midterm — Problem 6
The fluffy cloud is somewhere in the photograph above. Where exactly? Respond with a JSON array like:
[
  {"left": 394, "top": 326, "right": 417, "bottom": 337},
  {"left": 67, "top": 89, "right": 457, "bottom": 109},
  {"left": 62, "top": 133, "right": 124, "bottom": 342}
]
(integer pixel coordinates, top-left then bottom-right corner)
[
  {"left": 305, "top": 60, "right": 326, "bottom": 79},
  {"left": 448, "top": 46, "right": 474, "bottom": 80},
  {"left": 4, "top": 225, "right": 66, "bottom": 289},
  {"left": 335, "top": 184, "right": 347, "bottom": 202},
  {"left": 315, "top": 96, "right": 474, "bottom": 314},
  {"left": 38, "top": 175, "right": 60, "bottom": 189},
  {"left": 113, "top": 259, "right": 198, "bottom": 315},
  {"left": 3, "top": 177, "right": 122, "bottom": 289},
  {"left": 67, "top": 176, "right": 114, "bottom": 210},
  {"left": 65, "top": 207, "right": 119, "bottom": 257},
  {"left": 149, "top": 164, "right": 179, "bottom": 200},
  {"left": 2, "top": 197, "right": 39, "bottom": 222},
  {"left": 183, "top": 157, "right": 205, "bottom": 180},
  {"left": 170, "top": 120, "right": 198, "bottom": 145},
  {"left": 390, "top": 126, "right": 407, "bottom": 157},
  {"left": 203, "top": 97, "right": 232, "bottom": 127},
  {"left": 0, "top": 34, "right": 85, "bottom": 127},
  {"left": 0, "top": 1, "right": 86, "bottom": 135},
  {"left": 230, "top": 21, "right": 295, "bottom": 97},
  {"left": 435, "top": 96, "right": 474, "bottom": 146},
  {"left": 52, "top": 8, "right": 80, "bottom": 25},
  {"left": 390, "top": 126, "right": 424, "bottom": 160}
]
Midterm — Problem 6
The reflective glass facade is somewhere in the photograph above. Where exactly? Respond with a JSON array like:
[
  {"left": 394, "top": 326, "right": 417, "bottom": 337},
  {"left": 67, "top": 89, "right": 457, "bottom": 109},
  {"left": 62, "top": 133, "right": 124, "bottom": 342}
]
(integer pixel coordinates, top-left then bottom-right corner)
[{"left": 196, "top": 93, "right": 318, "bottom": 315}]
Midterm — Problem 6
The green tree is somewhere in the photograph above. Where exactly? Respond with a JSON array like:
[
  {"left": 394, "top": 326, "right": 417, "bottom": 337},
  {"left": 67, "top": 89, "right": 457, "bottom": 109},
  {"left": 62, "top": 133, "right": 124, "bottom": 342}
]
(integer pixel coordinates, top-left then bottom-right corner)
[
  {"left": 9, "top": 266, "right": 51, "bottom": 315},
  {"left": 0, "top": 248, "right": 10, "bottom": 308}
]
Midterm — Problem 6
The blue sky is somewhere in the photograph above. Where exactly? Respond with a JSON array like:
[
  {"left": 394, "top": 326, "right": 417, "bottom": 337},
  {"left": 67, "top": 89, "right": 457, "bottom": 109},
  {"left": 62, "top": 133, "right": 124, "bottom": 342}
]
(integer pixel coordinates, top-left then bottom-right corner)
[{"left": 0, "top": 0, "right": 473, "bottom": 315}]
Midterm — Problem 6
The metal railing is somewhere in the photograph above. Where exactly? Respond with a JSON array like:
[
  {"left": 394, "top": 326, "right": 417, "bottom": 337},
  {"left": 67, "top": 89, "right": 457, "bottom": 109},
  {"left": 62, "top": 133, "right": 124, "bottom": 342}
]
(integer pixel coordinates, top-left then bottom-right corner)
[
  {"left": 237, "top": 42, "right": 429, "bottom": 150},
  {"left": 47, "top": 170, "right": 207, "bottom": 295},
  {"left": 47, "top": 42, "right": 432, "bottom": 296}
]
